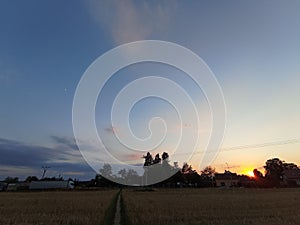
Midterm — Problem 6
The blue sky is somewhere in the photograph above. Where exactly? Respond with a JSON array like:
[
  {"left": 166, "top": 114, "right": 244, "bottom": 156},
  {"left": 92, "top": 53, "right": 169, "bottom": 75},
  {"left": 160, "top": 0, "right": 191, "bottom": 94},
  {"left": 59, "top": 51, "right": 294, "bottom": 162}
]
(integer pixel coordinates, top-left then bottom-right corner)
[{"left": 0, "top": 0, "right": 300, "bottom": 180}]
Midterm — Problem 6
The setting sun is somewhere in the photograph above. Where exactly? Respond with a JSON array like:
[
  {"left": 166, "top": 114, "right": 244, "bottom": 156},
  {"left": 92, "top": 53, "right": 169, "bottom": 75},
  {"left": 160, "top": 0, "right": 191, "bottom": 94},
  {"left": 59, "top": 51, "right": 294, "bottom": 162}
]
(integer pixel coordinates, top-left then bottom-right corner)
[{"left": 246, "top": 170, "right": 255, "bottom": 177}]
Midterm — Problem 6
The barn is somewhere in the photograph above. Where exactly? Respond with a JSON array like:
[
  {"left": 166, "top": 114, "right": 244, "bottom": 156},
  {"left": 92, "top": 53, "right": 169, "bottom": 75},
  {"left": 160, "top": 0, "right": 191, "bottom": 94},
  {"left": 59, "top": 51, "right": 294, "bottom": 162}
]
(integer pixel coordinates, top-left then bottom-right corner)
[
  {"left": 29, "top": 180, "right": 74, "bottom": 190},
  {"left": 0, "top": 182, "right": 7, "bottom": 191},
  {"left": 215, "top": 171, "right": 239, "bottom": 187}
]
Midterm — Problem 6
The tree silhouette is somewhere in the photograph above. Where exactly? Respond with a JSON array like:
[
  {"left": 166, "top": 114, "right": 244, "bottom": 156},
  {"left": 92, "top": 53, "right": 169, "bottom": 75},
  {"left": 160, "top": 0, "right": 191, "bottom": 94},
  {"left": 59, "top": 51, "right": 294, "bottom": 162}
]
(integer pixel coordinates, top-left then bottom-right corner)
[
  {"left": 25, "top": 176, "right": 39, "bottom": 182},
  {"left": 201, "top": 166, "right": 215, "bottom": 178},
  {"left": 181, "top": 163, "right": 200, "bottom": 186},
  {"left": 95, "top": 164, "right": 118, "bottom": 187},
  {"left": 200, "top": 166, "right": 216, "bottom": 187},
  {"left": 263, "top": 158, "right": 299, "bottom": 187},
  {"left": 182, "top": 163, "right": 194, "bottom": 174},
  {"left": 142, "top": 151, "right": 176, "bottom": 185},
  {"left": 126, "top": 169, "right": 139, "bottom": 184},
  {"left": 253, "top": 169, "right": 265, "bottom": 187},
  {"left": 143, "top": 152, "right": 170, "bottom": 167},
  {"left": 117, "top": 168, "right": 139, "bottom": 184},
  {"left": 118, "top": 168, "right": 127, "bottom": 179},
  {"left": 143, "top": 152, "right": 153, "bottom": 166},
  {"left": 253, "top": 169, "right": 264, "bottom": 179},
  {"left": 283, "top": 162, "right": 298, "bottom": 170},
  {"left": 264, "top": 158, "right": 284, "bottom": 186},
  {"left": 153, "top": 153, "right": 161, "bottom": 165},
  {"left": 4, "top": 176, "right": 18, "bottom": 183},
  {"left": 162, "top": 152, "right": 169, "bottom": 161},
  {"left": 99, "top": 164, "right": 113, "bottom": 178}
]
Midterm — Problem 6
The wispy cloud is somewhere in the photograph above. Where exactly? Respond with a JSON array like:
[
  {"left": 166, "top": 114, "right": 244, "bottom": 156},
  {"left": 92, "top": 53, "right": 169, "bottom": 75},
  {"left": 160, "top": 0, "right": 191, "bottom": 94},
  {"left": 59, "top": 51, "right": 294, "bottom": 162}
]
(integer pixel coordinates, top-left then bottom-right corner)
[
  {"left": 0, "top": 137, "right": 93, "bottom": 180},
  {"left": 85, "top": 0, "right": 177, "bottom": 44},
  {"left": 50, "top": 135, "right": 78, "bottom": 150},
  {"left": 0, "top": 136, "right": 146, "bottom": 179},
  {"left": 104, "top": 126, "right": 119, "bottom": 134}
]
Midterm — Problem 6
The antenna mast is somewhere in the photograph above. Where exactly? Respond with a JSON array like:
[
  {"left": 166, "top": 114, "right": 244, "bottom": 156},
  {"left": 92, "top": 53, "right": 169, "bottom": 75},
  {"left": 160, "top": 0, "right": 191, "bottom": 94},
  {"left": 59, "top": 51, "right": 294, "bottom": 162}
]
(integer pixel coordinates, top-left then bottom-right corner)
[{"left": 41, "top": 166, "right": 51, "bottom": 179}]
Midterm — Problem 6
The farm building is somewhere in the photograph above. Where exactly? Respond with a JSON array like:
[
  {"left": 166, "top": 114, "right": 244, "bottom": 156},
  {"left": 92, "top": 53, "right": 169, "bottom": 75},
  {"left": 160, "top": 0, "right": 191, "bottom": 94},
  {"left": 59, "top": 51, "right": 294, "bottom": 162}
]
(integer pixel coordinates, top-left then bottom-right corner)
[
  {"left": 6, "top": 182, "right": 29, "bottom": 191},
  {"left": 0, "top": 182, "right": 7, "bottom": 191},
  {"left": 29, "top": 180, "right": 74, "bottom": 190},
  {"left": 6, "top": 183, "right": 18, "bottom": 191},
  {"left": 282, "top": 169, "right": 300, "bottom": 186},
  {"left": 215, "top": 171, "right": 239, "bottom": 187}
]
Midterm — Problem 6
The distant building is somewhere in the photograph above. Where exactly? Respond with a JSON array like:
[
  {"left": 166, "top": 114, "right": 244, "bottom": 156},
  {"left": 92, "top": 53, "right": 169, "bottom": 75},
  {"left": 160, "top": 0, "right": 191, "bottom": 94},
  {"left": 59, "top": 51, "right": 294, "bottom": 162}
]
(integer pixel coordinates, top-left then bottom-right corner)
[
  {"left": 282, "top": 169, "right": 300, "bottom": 186},
  {"left": 215, "top": 171, "right": 239, "bottom": 187},
  {"left": 29, "top": 180, "right": 74, "bottom": 190},
  {"left": 0, "top": 182, "right": 7, "bottom": 191},
  {"left": 6, "top": 183, "right": 18, "bottom": 191},
  {"left": 6, "top": 182, "right": 29, "bottom": 191}
]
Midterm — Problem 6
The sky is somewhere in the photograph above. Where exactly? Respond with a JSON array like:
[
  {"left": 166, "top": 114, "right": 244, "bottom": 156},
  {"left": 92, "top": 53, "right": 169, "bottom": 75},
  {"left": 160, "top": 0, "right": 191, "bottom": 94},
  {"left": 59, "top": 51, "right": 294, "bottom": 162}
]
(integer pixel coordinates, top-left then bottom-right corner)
[{"left": 0, "top": 0, "right": 300, "bottom": 180}]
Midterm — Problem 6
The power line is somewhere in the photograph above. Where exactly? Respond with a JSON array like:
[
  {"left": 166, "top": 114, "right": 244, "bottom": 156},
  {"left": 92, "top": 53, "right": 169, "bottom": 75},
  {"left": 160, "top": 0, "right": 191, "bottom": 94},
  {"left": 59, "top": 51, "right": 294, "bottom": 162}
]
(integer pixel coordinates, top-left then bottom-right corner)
[
  {"left": 119, "top": 138, "right": 300, "bottom": 164},
  {"left": 221, "top": 138, "right": 300, "bottom": 151},
  {"left": 172, "top": 138, "right": 300, "bottom": 156}
]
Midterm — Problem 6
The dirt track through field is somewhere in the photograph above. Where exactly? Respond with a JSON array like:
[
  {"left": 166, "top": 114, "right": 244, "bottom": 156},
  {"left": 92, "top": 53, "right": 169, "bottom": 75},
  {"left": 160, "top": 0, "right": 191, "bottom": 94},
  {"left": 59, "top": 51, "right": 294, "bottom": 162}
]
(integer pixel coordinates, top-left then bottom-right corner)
[{"left": 113, "top": 194, "right": 121, "bottom": 225}]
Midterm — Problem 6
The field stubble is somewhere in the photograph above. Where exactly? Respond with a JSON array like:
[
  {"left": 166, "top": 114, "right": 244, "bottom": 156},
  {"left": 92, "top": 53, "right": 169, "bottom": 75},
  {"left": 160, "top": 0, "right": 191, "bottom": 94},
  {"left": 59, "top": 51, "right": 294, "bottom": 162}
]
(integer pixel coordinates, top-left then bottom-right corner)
[
  {"left": 0, "top": 190, "right": 117, "bottom": 225},
  {"left": 123, "top": 188, "right": 300, "bottom": 225}
]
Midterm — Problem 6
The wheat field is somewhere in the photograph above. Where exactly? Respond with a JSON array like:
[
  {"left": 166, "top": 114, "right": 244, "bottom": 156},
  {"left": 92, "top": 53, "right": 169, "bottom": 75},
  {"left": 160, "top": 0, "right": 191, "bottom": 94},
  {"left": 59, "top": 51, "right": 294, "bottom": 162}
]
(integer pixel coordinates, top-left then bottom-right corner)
[
  {"left": 1, "top": 188, "right": 300, "bottom": 225},
  {"left": 123, "top": 188, "right": 300, "bottom": 225},
  {"left": 0, "top": 190, "right": 117, "bottom": 225}
]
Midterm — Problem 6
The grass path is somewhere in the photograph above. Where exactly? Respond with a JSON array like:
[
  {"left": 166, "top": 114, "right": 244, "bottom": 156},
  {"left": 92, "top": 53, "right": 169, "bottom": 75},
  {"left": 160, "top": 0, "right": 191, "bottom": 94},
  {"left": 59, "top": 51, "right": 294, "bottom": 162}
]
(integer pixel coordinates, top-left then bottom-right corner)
[{"left": 113, "top": 194, "right": 121, "bottom": 225}]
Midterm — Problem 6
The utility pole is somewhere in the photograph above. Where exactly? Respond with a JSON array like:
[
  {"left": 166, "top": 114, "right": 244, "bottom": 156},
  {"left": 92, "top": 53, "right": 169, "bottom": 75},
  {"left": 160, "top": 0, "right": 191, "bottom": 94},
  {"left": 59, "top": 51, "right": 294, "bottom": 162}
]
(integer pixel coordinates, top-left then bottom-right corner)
[{"left": 226, "top": 162, "right": 233, "bottom": 187}]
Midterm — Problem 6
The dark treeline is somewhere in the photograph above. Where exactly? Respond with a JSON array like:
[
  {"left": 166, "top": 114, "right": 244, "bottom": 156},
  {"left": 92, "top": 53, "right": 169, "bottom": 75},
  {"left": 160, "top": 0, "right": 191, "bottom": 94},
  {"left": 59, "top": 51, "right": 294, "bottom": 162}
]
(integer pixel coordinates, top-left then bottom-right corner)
[
  {"left": 1, "top": 153, "right": 300, "bottom": 190},
  {"left": 92, "top": 151, "right": 217, "bottom": 188},
  {"left": 89, "top": 154, "right": 300, "bottom": 189},
  {"left": 253, "top": 158, "right": 300, "bottom": 188}
]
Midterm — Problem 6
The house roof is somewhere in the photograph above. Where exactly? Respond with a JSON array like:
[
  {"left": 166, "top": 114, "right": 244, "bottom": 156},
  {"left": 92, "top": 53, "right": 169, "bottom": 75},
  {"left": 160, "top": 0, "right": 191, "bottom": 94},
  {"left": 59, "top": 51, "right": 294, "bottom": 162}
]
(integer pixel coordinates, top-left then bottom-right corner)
[{"left": 215, "top": 171, "right": 238, "bottom": 180}]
